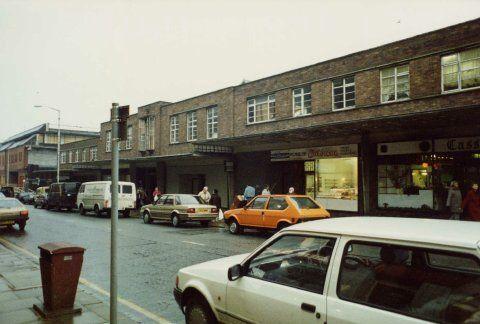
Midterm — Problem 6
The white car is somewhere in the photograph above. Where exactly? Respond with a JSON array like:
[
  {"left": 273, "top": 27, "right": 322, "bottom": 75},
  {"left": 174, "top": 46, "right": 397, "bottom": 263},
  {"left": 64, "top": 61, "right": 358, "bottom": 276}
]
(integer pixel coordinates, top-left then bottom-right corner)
[{"left": 174, "top": 217, "right": 480, "bottom": 324}]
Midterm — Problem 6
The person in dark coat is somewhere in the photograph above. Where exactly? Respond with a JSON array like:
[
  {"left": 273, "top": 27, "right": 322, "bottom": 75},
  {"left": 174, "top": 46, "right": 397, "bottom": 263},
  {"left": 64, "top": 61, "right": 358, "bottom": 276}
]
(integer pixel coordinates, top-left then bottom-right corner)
[
  {"left": 446, "top": 181, "right": 462, "bottom": 220},
  {"left": 210, "top": 189, "right": 222, "bottom": 211},
  {"left": 462, "top": 183, "right": 480, "bottom": 221}
]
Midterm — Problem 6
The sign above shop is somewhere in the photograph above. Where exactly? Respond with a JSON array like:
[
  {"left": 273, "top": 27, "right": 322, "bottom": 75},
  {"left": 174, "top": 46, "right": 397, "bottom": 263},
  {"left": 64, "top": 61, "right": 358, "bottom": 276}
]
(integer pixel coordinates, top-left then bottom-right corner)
[
  {"left": 435, "top": 137, "right": 480, "bottom": 152},
  {"left": 271, "top": 144, "right": 358, "bottom": 161},
  {"left": 377, "top": 140, "right": 432, "bottom": 156}
]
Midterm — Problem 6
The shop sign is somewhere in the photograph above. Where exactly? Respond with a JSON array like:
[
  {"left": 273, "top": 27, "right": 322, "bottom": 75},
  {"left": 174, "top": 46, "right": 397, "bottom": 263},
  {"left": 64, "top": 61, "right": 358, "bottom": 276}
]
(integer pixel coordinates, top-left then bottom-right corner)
[
  {"left": 377, "top": 140, "right": 432, "bottom": 156},
  {"left": 271, "top": 144, "right": 357, "bottom": 161},
  {"left": 435, "top": 137, "right": 480, "bottom": 152}
]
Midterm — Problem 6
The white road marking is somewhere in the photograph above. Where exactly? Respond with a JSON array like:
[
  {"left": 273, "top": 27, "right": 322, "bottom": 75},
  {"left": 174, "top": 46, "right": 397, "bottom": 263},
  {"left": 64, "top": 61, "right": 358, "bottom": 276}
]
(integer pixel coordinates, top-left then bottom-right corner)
[{"left": 181, "top": 240, "right": 205, "bottom": 246}]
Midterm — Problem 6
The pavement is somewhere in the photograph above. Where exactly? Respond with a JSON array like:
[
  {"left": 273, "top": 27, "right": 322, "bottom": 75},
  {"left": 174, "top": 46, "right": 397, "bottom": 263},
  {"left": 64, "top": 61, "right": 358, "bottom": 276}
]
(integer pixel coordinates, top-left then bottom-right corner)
[
  {"left": 0, "top": 241, "right": 139, "bottom": 324},
  {"left": 0, "top": 205, "right": 268, "bottom": 323}
]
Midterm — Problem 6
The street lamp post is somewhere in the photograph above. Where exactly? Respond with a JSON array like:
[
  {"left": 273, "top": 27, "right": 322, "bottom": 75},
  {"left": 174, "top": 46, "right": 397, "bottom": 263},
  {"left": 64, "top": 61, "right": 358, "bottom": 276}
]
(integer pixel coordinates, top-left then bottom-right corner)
[{"left": 34, "top": 105, "right": 61, "bottom": 183}]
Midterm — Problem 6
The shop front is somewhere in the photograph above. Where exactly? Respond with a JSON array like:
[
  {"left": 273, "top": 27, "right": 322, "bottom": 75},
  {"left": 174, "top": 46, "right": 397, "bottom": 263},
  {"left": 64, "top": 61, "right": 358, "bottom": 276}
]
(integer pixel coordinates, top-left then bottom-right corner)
[
  {"left": 271, "top": 144, "right": 359, "bottom": 212},
  {"left": 376, "top": 136, "right": 480, "bottom": 213}
]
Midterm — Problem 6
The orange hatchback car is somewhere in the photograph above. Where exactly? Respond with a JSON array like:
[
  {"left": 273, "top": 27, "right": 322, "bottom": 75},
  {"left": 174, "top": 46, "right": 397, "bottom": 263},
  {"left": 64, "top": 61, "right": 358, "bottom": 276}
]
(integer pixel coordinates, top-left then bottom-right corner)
[{"left": 224, "top": 194, "right": 330, "bottom": 234}]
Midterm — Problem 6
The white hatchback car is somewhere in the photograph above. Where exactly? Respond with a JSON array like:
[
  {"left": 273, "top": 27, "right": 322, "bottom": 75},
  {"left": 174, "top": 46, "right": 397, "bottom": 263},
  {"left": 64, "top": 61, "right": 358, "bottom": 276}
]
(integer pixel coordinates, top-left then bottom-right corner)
[{"left": 174, "top": 217, "right": 480, "bottom": 324}]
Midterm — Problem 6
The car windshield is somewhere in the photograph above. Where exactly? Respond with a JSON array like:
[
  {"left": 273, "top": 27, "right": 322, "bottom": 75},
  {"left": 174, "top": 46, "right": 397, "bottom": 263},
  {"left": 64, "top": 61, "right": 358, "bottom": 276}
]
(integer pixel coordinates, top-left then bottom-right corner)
[
  {"left": 0, "top": 199, "right": 22, "bottom": 208},
  {"left": 290, "top": 197, "right": 320, "bottom": 209},
  {"left": 179, "top": 195, "right": 202, "bottom": 205}
]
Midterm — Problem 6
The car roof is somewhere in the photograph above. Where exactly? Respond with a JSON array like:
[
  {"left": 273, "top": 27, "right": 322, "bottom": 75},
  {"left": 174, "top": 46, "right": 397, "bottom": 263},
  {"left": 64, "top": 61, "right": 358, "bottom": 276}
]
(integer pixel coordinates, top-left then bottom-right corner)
[
  {"left": 288, "top": 217, "right": 480, "bottom": 250},
  {"left": 256, "top": 194, "right": 309, "bottom": 198}
]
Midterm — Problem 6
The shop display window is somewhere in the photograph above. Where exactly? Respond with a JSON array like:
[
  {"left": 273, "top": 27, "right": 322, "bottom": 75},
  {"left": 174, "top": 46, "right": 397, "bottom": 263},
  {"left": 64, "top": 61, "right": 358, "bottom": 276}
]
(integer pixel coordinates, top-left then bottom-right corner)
[
  {"left": 378, "top": 164, "right": 432, "bottom": 195},
  {"left": 315, "top": 157, "right": 358, "bottom": 200}
]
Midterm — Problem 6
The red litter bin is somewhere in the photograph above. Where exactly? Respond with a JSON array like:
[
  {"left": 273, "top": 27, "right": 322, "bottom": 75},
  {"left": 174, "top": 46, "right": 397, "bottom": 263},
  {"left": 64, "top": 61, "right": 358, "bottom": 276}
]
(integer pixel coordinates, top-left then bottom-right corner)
[{"left": 33, "top": 242, "right": 85, "bottom": 318}]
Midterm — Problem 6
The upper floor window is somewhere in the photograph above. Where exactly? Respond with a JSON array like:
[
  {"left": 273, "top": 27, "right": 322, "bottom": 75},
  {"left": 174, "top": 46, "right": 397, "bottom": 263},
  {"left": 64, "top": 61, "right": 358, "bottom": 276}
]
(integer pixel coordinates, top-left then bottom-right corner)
[
  {"left": 187, "top": 111, "right": 198, "bottom": 141},
  {"left": 60, "top": 152, "right": 66, "bottom": 164},
  {"left": 170, "top": 115, "right": 179, "bottom": 144},
  {"left": 207, "top": 106, "right": 218, "bottom": 139},
  {"left": 74, "top": 149, "right": 79, "bottom": 163},
  {"left": 381, "top": 65, "right": 409, "bottom": 103},
  {"left": 139, "top": 116, "right": 155, "bottom": 151},
  {"left": 90, "top": 147, "right": 97, "bottom": 161},
  {"left": 333, "top": 77, "right": 355, "bottom": 110},
  {"left": 106, "top": 131, "right": 112, "bottom": 152},
  {"left": 82, "top": 148, "right": 87, "bottom": 162},
  {"left": 293, "top": 86, "right": 312, "bottom": 116},
  {"left": 442, "top": 47, "right": 480, "bottom": 92},
  {"left": 125, "top": 126, "right": 133, "bottom": 149},
  {"left": 68, "top": 150, "right": 74, "bottom": 163},
  {"left": 247, "top": 94, "right": 276, "bottom": 124}
]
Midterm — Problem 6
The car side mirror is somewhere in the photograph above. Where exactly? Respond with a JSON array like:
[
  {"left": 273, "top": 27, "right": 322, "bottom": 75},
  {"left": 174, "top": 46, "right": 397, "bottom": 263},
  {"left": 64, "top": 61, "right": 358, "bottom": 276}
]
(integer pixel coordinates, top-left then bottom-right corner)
[{"left": 228, "top": 264, "right": 243, "bottom": 281}]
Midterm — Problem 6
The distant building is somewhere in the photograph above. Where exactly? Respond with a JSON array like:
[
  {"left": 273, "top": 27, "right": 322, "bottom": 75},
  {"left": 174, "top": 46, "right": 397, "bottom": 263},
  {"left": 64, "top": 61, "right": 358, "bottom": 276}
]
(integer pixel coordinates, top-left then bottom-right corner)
[{"left": 0, "top": 123, "right": 98, "bottom": 188}]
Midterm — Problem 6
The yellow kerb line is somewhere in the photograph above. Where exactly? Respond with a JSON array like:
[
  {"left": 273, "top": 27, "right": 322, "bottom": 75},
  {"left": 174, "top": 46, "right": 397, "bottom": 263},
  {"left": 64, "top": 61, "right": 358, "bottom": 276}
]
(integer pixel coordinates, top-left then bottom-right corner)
[{"left": 0, "top": 237, "right": 171, "bottom": 323}]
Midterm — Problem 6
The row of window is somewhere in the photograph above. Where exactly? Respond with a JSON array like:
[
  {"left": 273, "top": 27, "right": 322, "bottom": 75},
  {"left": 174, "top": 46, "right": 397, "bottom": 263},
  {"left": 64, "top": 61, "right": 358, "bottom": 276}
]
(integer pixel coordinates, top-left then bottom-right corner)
[
  {"left": 246, "top": 46, "right": 480, "bottom": 124},
  {"left": 105, "top": 126, "right": 134, "bottom": 152},
  {"left": 0, "top": 152, "right": 23, "bottom": 166},
  {"left": 170, "top": 106, "right": 218, "bottom": 144},
  {"left": 61, "top": 147, "right": 97, "bottom": 164}
]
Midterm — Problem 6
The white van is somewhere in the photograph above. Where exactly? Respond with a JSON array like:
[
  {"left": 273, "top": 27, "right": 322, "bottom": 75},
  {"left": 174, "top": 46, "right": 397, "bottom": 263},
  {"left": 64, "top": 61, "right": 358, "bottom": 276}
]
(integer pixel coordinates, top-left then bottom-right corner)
[{"left": 76, "top": 181, "right": 136, "bottom": 217}]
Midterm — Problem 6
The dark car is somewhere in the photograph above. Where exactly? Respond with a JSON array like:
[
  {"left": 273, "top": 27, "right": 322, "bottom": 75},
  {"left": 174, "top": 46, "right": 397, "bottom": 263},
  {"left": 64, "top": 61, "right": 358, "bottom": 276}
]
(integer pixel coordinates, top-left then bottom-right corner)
[
  {"left": 0, "top": 186, "right": 14, "bottom": 198},
  {"left": 18, "top": 190, "right": 35, "bottom": 204},
  {"left": 47, "top": 182, "right": 81, "bottom": 211}
]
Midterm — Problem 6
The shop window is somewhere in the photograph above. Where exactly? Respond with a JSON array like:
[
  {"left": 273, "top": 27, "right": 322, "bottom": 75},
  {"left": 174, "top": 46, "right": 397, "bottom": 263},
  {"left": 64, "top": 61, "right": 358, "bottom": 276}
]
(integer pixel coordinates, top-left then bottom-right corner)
[
  {"left": 304, "top": 161, "right": 315, "bottom": 172},
  {"left": 442, "top": 47, "right": 480, "bottom": 92},
  {"left": 378, "top": 164, "right": 432, "bottom": 195},
  {"left": 315, "top": 157, "right": 358, "bottom": 201},
  {"left": 381, "top": 65, "right": 410, "bottom": 103},
  {"left": 338, "top": 241, "right": 480, "bottom": 323}
]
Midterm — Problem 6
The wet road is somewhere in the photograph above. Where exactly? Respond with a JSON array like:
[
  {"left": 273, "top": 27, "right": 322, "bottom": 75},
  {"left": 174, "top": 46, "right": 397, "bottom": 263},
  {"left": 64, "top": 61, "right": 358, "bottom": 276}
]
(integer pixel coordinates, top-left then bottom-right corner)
[{"left": 0, "top": 206, "right": 269, "bottom": 323}]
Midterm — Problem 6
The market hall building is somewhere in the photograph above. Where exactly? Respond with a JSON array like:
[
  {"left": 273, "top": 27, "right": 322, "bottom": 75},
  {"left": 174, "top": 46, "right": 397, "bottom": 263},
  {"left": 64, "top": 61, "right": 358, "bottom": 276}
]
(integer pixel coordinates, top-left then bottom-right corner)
[{"left": 62, "top": 18, "right": 480, "bottom": 215}]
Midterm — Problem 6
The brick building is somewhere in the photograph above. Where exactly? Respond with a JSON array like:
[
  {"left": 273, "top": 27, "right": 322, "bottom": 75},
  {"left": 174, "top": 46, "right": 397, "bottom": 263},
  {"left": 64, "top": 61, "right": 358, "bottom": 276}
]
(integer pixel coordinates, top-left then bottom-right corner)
[
  {"left": 64, "top": 18, "right": 480, "bottom": 214},
  {"left": 0, "top": 124, "right": 98, "bottom": 188}
]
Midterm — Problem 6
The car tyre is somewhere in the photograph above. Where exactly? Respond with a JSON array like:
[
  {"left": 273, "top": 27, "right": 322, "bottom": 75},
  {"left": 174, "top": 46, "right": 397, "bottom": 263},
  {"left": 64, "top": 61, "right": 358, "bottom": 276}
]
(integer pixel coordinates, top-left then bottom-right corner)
[
  {"left": 18, "top": 221, "right": 26, "bottom": 231},
  {"left": 185, "top": 297, "right": 217, "bottom": 324},
  {"left": 171, "top": 214, "right": 180, "bottom": 227},
  {"left": 228, "top": 219, "right": 242, "bottom": 235},
  {"left": 79, "top": 204, "right": 86, "bottom": 216},
  {"left": 143, "top": 211, "right": 152, "bottom": 224},
  {"left": 277, "top": 222, "right": 290, "bottom": 231},
  {"left": 94, "top": 204, "right": 102, "bottom": 217}
]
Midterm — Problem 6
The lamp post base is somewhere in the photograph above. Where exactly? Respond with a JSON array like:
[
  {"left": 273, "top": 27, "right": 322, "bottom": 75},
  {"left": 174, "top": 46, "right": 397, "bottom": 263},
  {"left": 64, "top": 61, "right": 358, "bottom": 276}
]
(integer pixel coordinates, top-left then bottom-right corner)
[{"left": 33, "top": 303, "right": 83, "bottom": 319}]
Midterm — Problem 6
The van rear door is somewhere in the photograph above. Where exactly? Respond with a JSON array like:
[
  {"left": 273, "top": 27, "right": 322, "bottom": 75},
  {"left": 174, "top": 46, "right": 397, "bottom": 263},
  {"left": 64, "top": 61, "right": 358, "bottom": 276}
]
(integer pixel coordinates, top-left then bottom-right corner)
[{"left": 120, "top": 184, "right": 135, "bottom": 210}]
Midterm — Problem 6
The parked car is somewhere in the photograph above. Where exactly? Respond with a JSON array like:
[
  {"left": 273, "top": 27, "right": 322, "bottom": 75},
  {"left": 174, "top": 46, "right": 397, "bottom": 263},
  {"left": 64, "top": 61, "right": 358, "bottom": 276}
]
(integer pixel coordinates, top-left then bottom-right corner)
[
  {"left": 0, "top": 198, "right": 29, "bottom": 231},
  {"left": 141, "top": 194, "right": 218, "bottom": 227},
  {"left": 76, "top": 181, "right": 136, "bottom": 217},
  {"left": 0, "top": 186, "right": 14, "bottom": 198},
  {"left": 224, "top": 194, "right": 330, "bottom": 234},
  {"left": 18, "top": 190, "right": 35, "bottom": 204},
  {"left": 0, "top": 193, "right": 5, "bottom": 198},
  {"left": 33, "top": 186, "right": 50, "bottom": 209},
  {"left": 174, "top": 217, "right": 480, "bottom": 324},
  {"left": 47, "top": 182, "right": 81, "bottom": 211}
]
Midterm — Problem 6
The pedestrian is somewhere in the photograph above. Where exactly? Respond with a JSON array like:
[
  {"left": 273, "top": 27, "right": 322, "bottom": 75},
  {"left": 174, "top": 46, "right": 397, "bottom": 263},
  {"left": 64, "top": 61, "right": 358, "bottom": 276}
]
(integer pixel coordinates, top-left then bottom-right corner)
[
  {"left": 152, "top": 187, "right": 161, "bottom": 202},
  {"left": 288, "top": 187, "right": 295, "bottom": 195},
  {"left": 198, "top": 186, "right": 211, "bottom": 204},
  {"left": 210, "top": 189, "right": 222, "bottom": 210},
  {"left": 136, "top": 187, "right": 147, "bottom": 209},
  {"left": 262, "top": 185, "right": 271, "bottom": 195},
  {"left": 462, "top": 183, "right": 480, "bottom": 221},
  {"left": 243, "top": 185, "right": 256, "bottom": 202},
  {"left": 446, "top": 181, "right": 462, "bottom": 220}
]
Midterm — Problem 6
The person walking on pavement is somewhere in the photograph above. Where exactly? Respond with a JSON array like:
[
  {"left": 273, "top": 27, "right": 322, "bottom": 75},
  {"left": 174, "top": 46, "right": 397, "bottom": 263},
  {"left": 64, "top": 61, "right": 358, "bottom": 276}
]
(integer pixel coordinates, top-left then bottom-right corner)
[
  {"left": 210, "top": 189, "right": 222, "bottom": 210},
  {"left": 152, "top": 187, "right": 161, "bottom": 202},
  {"left": 446, "top": 181, "right": 462, "bottom": 220},
  {"left": 262, "top": 185, "right": 271, "bottom": 195},
  {"left": 198, "top": 186, "right": 211, "bottom": 204},
  {"left": 243, "top": 185, "right": 256, "bottom": 202},
  {"left": 462, "top": 183, "right": 480, "bottom": 221}
]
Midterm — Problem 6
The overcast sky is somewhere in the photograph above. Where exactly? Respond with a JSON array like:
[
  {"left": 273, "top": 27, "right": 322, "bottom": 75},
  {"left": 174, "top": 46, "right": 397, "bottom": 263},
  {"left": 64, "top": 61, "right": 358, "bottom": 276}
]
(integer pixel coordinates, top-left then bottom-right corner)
[{"left": 0, "top": 0, "right": 479, "bottom": 141}]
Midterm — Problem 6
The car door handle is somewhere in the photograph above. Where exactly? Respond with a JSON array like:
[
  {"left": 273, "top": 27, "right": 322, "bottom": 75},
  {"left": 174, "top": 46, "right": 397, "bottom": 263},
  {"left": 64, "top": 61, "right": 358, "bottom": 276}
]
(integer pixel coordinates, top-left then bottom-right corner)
[{"left": 301, "top": 303, "right": 316, "bottom": 313}]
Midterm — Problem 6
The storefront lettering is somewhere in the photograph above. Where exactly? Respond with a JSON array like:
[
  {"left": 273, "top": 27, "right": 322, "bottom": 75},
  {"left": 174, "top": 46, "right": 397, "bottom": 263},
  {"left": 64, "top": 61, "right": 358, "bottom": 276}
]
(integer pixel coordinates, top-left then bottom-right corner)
[
  {"left": 446, "top": 139, "right": 480, "bottom": 151},
  {"left": 271, "top": 144, "right": 357, "bottom": 161}
]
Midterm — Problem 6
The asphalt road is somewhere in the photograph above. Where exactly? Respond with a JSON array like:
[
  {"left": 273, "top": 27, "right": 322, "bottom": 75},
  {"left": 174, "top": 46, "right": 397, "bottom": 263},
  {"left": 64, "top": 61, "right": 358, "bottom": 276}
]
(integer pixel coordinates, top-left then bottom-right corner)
[{"left": 0, "top": 205, "right": 269, "bottom": 323}]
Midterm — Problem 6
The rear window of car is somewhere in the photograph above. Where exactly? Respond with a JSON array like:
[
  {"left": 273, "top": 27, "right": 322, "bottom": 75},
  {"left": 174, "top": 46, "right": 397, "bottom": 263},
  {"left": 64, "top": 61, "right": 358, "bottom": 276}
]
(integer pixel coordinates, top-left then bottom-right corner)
[
  {"left": 122, "top": 185, "right": 133, "bottom": 194},
  {"left": 179, "top": 195, "right": 202, "bottom": 205},
  {"left": 0, "top": 199, "right": 22, "bottom": 208},
  {"left": 290, "top": 197, "right": 320, "bottom": 209},
  {"left": 64, "top": 183, "right": 79, "bottom": 193}
]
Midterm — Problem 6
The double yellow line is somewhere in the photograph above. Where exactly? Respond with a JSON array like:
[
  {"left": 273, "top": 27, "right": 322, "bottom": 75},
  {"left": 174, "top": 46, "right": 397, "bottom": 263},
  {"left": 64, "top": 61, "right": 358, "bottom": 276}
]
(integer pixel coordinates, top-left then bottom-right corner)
[{"left": 0, "top": 237, "right": 170, "bottom": 323}]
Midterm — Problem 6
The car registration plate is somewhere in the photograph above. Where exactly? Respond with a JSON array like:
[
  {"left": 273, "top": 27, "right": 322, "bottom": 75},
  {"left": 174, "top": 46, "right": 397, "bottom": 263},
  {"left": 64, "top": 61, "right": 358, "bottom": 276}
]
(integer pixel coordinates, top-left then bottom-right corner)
[{"left": 198, "top": 208, "right": 209, "bottom": 213}]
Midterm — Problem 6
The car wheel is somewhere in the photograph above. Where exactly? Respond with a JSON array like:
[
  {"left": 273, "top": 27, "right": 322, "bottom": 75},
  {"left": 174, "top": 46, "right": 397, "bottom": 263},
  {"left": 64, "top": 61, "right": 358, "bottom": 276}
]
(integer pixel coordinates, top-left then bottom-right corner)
[
  {"left": 200, "top": 221, "right": 209, "bottom": 227},
  {"left": 277, "top": 222, "right": 290, "bottom": 231},
  {"left": 171, "top": 214, "right": 180, "bottom": 227},
  {"left": 94, "top": 204, "right": 102, "bottom": 217},
  {"left": 122, "top": 210, "right": 130, "bottom": 218},
  {"left": 18, "top": 221, "right": 26, "bottom": 231},
  {"left": 56, "top": 204, "right": 61, "bottom": 212},
  {"left": 79, "top": 204, "right": 86, "bottom": 216},
  {"left": 143, "top": 211, "right": 152, "bottom": 224},
  {"left": 185, "top": 297, "right": 217, "bottom": 324},
  {"left": 33, "top": 203, "right": 38, "bottom": 209},
  {"left": 228, "top": 219, "right": 242, "bottom": 235}
]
